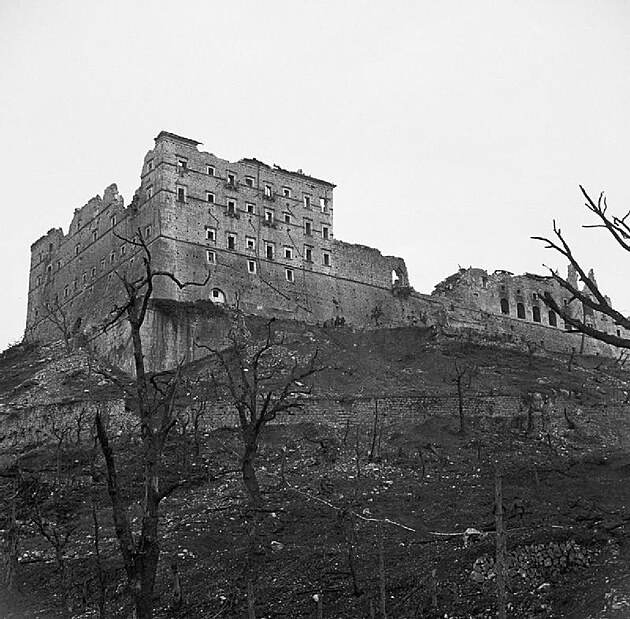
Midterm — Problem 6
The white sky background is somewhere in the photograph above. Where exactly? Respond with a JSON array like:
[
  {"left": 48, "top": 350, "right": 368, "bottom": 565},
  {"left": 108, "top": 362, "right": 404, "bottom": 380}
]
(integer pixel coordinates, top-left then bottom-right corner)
[{"left": 1, "top": 0, "right": 630, "bottom": 351}]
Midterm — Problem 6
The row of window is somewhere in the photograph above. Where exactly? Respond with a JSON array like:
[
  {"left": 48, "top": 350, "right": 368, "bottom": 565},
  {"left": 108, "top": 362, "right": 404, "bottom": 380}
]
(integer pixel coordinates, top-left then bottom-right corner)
[
  {"left": 205, "top": 254, "right": 315, "bottom": 282},
  {"left": 156, "top": 157, "right": 330, "bottom": 210},
  {"left": 37, "top": 225, "right": 154, "bottom": 292},
  {"left": 173, "top": 186, "right": 329, "bottom": 229},
  {"left": 206, "top": 244, "right": 331, "bottom": 266},
  {"left": 500, "top": 299, "right": 557, "bottom": 325}
]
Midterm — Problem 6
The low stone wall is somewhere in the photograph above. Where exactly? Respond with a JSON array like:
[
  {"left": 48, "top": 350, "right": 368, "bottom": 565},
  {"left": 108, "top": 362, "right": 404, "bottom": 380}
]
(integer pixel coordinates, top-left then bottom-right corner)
[
  {"left": 196, "top": 394, "right": 526, "bottom": 431},
  {"left": 470, "top": 539, "right": 596, "bottom": 583},
  {"left": 0, "top": 400, "right": 131, "bottom": 454}
]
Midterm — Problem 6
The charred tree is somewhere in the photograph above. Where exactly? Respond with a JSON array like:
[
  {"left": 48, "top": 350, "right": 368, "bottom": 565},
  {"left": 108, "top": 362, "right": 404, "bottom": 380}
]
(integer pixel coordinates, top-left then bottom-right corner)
[
  {"left": 93, "top": 231, "right": 209, "bottom": 618},
  {"left": 197, "top": 315, "right": 321, "bottom": 506},
  {"left": 532, "top": 186, "right": 630, "bottom": 348}
]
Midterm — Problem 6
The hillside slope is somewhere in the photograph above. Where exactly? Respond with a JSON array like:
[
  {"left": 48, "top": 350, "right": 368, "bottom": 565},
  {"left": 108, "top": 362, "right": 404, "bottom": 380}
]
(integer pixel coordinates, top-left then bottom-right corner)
[{"left": 1, "top": 326, "right": 630, "bottom": 618}]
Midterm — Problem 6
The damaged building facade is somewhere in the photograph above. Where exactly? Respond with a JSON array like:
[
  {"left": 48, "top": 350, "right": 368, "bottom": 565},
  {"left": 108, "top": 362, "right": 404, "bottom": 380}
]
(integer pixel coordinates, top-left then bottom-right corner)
[
  {"left": 26, "top": 131, "right": 627, "bottom": 368},
  {"left": 26, "top": 131, "right": 427, "bottom": 367},
  {"left": 431, "top": 267, "right": 628, "bottom": 355}
]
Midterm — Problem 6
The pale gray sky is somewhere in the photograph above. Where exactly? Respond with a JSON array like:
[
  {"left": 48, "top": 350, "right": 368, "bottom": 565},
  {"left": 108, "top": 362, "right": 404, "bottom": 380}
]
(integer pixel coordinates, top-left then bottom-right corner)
[{"left": 1, "top": 0, "right": 630, "bottom": 351}]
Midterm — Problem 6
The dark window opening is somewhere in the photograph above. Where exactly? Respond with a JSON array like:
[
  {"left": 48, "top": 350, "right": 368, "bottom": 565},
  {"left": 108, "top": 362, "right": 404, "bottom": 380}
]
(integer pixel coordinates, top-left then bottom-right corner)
[
  {"left": 548, "top": 311, "right": 557, "bottom": 327},
  {"left": 517, "top": 303, "right": 525, "bottom": 319},
  {"left": 227, "top": 235, "right": 235, "bottom": 250},
  {"left": 533, "top": 306, "right": 541, "bottom": 322},
  {"left": 500, "top": 298, "right": 510, "bottom": 315},
  {"left": 177, "top": 187, "right": 186, "bottom": 202}
]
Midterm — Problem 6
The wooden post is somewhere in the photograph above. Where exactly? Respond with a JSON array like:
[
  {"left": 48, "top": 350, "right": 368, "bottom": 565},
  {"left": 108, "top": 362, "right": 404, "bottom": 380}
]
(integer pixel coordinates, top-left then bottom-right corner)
[
  {"left": 379, "top": 531, "right": 387, "bottom": 619},
  {"left": 495, "top": 464, "right": 507, "bottom": 619}
]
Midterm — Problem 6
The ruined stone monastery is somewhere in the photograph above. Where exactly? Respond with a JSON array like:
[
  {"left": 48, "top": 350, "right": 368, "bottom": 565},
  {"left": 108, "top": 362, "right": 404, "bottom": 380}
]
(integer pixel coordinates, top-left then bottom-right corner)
[{"left": 26, "top": 131, "right": 627, "bottom": 368}]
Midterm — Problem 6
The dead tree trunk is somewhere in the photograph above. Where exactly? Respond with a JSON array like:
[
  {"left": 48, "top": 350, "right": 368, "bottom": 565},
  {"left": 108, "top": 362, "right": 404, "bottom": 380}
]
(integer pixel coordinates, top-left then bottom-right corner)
[
  {"left": 494, "top": 465, "right": 507, "bottom": 619},
  {"left": 379, "top": 531, "right": 387, "bottom": 619},
  {"left": 369, "top": 399, "right": 379, "bottom": 461},
  {"left": 241, "top": 430, "right": 262, "bottom": 506}
]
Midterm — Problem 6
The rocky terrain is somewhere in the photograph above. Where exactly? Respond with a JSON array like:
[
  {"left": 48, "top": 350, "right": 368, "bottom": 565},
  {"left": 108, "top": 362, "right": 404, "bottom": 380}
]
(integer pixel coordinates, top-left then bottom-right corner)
[{"left": 1, "top": 324, "right": 630, "bottom": 618}]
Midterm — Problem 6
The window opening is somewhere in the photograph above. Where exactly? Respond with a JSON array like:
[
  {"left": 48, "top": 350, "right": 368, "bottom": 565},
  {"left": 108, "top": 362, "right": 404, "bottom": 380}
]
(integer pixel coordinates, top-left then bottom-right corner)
[
  {"left": 227, "top": 235, "right": 236, "bottom": 250},
  {"left": 500, "top": 298, "right": 510, "bottom": 315},
  {"left": 210, "top": 288, "right": 225, "bottom": 303},
  {"left": 247, "top": 259, "right": 256, "bottom": 273},
  {"left": 285, "top": 268, "right": 294, "bottom": 282},
  {"left": 323, "top": 252, "right": 330, "bottom": 266},
  {"left": 517, "top": 303, "right": 525, "bottom": 319},
  {"left": 533, "top": 306, "right": 541, "bottom": 322},
  {"left": 207, "top": 192, "right": 215, "bottom": 203}
]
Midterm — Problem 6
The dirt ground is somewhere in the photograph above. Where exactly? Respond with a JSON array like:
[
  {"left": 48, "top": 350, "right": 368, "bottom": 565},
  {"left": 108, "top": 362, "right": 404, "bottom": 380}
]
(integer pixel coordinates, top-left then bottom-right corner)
[
  {"left": 2, "top": 331, "right": 630, "bottom": 617},
  {"left": 3, "top": 415, "right": 630, "bottom": 618}
]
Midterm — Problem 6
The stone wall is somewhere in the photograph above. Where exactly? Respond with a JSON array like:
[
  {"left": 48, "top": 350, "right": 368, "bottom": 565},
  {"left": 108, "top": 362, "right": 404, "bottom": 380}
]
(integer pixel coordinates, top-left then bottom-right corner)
[
  {"left": 26, "top": 131, "right": 421, "bottom": 352},
  {"left": 0, "top": 399, "right": 130, "bottom": 455},
  {"left": 470, "top": 539, "right": 596, "bottom": 584},
  {"left": 433, "top": 267, "right": 629, "bottom": 358}
]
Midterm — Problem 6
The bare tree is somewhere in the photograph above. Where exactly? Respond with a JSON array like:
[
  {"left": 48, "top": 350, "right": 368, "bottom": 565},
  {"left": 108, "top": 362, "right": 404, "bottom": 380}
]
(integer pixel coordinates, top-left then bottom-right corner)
[
  {"left": 197, "top": 315, "right": 321, "bottom": 506},
  {"left": 449, "top": 361, "right": 477, "bottom": 434},
  {"left": 41, "top": 297, "right": 74, "bottom": 351},
  {"left": 93, "top": 231, "right": 209, "bottom": 618},
  {"left": 532, "top": 186, "right": 630, "bottom": 348}
]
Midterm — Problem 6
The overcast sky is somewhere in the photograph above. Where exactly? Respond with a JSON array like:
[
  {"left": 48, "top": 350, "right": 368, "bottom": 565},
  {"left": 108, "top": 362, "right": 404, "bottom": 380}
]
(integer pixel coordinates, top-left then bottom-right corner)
[{"left": 1, "top": 0, "right": 630, "bottom": 351}]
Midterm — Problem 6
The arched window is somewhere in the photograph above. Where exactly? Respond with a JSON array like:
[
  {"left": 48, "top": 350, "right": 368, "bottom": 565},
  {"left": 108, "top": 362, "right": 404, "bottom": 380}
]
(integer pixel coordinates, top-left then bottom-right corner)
[
  {"left": 548, "top": 310, "right": 557, "bottom": 327},
  {"left": 517, "top": 303, "right": 525, "bottom": 319},
  {"left": 532, "top": 306, "right": 541, "bottom": 322},
  {"left": 500, "top": 298, "right": 510, "bottom": 315},
  {"left": 210, "top": 288, "right": 226, "bottom": 304}
]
